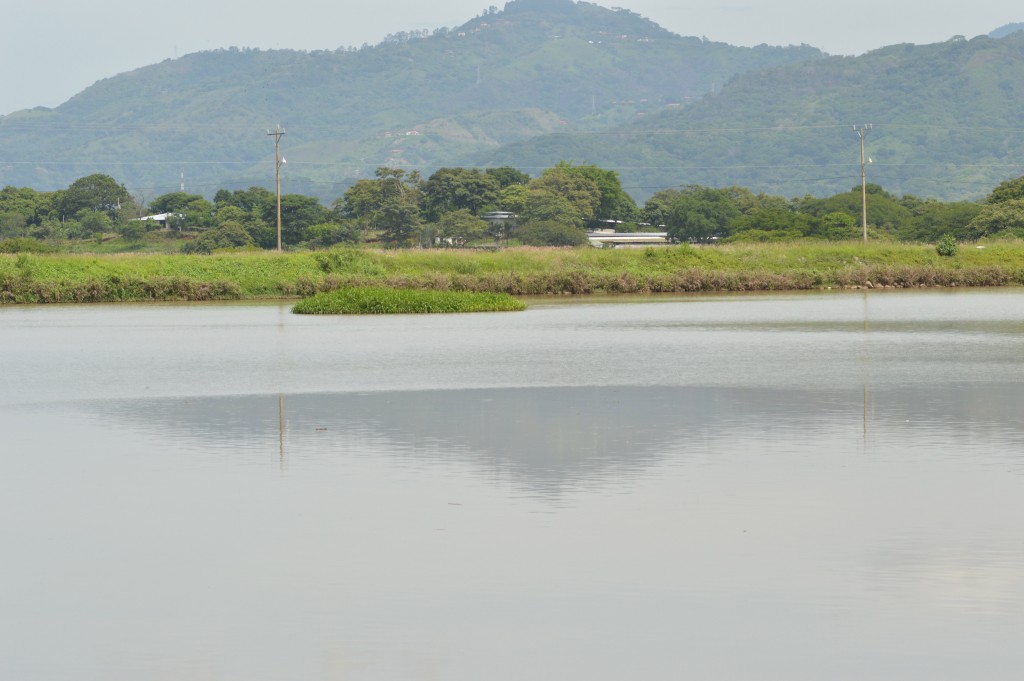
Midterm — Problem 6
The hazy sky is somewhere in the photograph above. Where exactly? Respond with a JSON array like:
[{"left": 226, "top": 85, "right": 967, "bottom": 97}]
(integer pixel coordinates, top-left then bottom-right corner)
[{"left": 1, "top": 0, "right": 1019, "bottom": 115}]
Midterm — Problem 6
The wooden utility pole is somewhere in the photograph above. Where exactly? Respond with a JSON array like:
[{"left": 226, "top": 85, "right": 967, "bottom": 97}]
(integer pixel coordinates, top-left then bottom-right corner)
[
  {"left": 267, "top": 125, "right": 286, "bottom": 252},
  {"left": 855, "top": 124, "right": 872, "bottom": 242}
]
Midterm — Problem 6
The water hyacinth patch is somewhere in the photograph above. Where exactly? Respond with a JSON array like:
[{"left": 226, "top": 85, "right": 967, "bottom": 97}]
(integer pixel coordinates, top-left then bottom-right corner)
[{"left": 292, "top": 287, "right": 527, "bottom": 315}]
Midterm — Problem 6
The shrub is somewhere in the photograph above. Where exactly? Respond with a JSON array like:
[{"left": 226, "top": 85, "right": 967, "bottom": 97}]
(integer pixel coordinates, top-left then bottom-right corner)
[
  {"left": 935, "top": 234, "right": 958, "bottom": 257},
  {"left": 0, "top": 237, "right": 58, "bottom": 254},
  {"left": 181, "top": 220, "right": 256, "bottom": 254}
]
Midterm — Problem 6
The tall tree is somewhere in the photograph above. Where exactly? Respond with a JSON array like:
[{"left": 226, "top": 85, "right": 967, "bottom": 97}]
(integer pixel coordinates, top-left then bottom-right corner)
[
  {"left": 529, "top": 167, "right": 601, "bottom": 227},
  {"left": 422, "top": 168, "right": 500, "bottom": 220},
  {"left": 338, "top": 167, "right": 424, "bottom": 240},
  {"left": 59, "top": 174, "right": 132, "bottom": 222},
  {"left": 549, "top": 162, "right": 638, "bottom": 222},
  {"left": 986, "top": 175, "right": 1024, "bottom": 204},
  {"left": 665, "top": 186, "right": 740, "bottom": 243},
  {"left": 485, "top": 167, "right": 531, "bottom": 189},
  {"left": 277, "top": 194, "right": 331, "bottom": 245}
]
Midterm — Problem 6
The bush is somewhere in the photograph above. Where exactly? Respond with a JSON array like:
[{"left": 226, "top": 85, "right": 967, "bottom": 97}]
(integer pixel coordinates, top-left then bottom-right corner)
[
  {"left": 181, "top": 220, "right": 256, "bottom": 254},
  {"left": 935, "top": 234, "right": 958, "bottom": 257},
  {"left": 0, "top": 237, "right": 58, "bottom": 254}
]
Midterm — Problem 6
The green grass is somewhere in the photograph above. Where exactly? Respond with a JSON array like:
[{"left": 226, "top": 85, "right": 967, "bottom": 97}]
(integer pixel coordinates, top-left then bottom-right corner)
[
  {"left": 3, "top": 241, "right": 1024, "bottom": 304},
  {"left": 292, "top": 287, "right": 527, "bottom": 314}
]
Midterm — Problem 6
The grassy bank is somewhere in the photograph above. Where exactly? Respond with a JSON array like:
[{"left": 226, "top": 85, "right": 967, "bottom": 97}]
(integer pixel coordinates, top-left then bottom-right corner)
[{"left": 2, "top": 242, "right": 1024, "bottom": 304}]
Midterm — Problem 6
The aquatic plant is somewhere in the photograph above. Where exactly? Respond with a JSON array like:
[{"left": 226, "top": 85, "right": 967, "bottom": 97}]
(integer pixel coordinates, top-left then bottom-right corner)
[{"left": 292, "top": 287, "right": 527, "bottom": 315}]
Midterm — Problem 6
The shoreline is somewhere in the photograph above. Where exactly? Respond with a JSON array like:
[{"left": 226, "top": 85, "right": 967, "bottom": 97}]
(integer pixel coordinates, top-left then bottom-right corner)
[{"left": 3, "top": 243, "right": 1023, "bottom": 304}]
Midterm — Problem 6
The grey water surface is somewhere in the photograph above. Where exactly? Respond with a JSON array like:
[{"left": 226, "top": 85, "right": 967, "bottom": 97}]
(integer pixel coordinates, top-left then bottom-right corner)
[{"left": 1, "top": 289, "right": 1023, "bottom": 680}]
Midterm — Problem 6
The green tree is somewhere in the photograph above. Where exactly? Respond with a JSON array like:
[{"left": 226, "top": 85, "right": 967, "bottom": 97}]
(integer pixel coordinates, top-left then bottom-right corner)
[
  {"left": 665, "top": 186, "right": 740, "bottom": 243},
  {"left": 898, "top": 200, "right": 983, "bottom": 242},
  {"left": 116, "top": 220, "right": 147, "bottom": 244},
  {"left": 215, "top": 205, "right": 247, "bottom": 225},
  {"left": 337, "top": 168, "right": 424, "bottom": 242},
  {"left": 76, "top": 209, "right": 113, "bottom": 236},
  {"left": 520, "top": 188, "right": 583, "bottom": 228},
  {"left": 337, "top": 179, "right": 384, "bottom": 220},
  {"left": 498, "top": 184, "right": 530, "bottom": 215},
  {"left": 819, "top": 211, "right": 859, "bottom": 240},
  {"left": 530, "top": 166, "right": 601, "bottom": 226},
  {"left": 730, "top": 205, "right": 812, "bottom": 237},
  {"left": 305, "top": 222, "right": 361, "bottom": 248},
  {"left": 278, "top": 194, "right": 331, "bottom": 245},
  {"left": 59, "top": 174, "right": 132, "bottom": 222},
  {"left": 796, "top": 184, "right": 912, "bottom": 236},
  {"left": 214, "top": 187, "right": 275, "bottom": 216},
  {"left": 378, "top": 196, "right": 422, "bottom": 246},
  {"left": 550, "top": 162, "right": 638, "bottom": 223},
  {"left": 181, "top": 220, "right": 256, "bottom": 254},
  {"left": 965, "top": 199, "right": 1024, "bottom": 239},
  {"left": 0, "top": 186, "right": 56, "bottom": 231},
  {"left": 485, "top": 166, "right": 531, "bottom": 188},
  {"left": 515, "top": 220, "right": 588, "bottom": 247},
  {"left": 149, "top": 192, "right": 207, "bottom": 215},
  {"left": 0, "top": 211, "right": 28, "bottom": 238},
  {"left": 986, "top": 175, "right": 1024, "bottom": 204},
  {"left": 641, "top": 189, "right": 681, "bottom": 228},
  {"left": 422, "top": 168, "right": 500, "bottom": 220},
  {"left": 437, "top": 209, "right": 488, "bottom": 246}
]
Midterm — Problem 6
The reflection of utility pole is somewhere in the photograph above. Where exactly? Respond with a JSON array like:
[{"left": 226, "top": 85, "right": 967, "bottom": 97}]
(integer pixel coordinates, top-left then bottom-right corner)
[
  {"left": 268, "top": 125, "right": 286, "bottom": 252},
  {"left": 855, "top": 124, "right": 872, "bottom": 242},
  {"left": 279, "top": 393, "right": 285, "bottom": 466}
]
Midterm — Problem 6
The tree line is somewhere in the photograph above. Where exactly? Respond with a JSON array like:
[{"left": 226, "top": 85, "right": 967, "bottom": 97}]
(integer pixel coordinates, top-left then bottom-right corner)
[{"left": 2, "top": 165, "right": 1024, "bottom": 252}]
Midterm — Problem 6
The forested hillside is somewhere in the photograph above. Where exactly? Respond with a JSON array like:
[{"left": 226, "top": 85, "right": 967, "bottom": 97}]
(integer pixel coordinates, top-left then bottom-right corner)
[
  {"left": 0, "top": 0, "right": 821, "bottom": 199},
  {"left": 483, "top": 31, "right": 1024, "bottom": 201}
]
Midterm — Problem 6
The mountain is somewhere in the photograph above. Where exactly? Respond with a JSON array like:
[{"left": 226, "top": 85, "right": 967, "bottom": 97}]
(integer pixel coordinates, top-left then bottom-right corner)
[
  {"left": 0, "top": 0, "right": 822, "bottom": 200},
  {"left": 481, "top": 32, "right": 1024, "bottom": 201},
  {"left": 990, "top": 23, "right": 1024, "bottom": 39}
]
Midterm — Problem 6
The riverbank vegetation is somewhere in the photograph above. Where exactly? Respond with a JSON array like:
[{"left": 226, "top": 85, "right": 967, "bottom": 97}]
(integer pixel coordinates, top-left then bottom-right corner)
[
  {"left": 3, "top": 164, "right": 1024, "bottom": 304},
  {"left": 292, "top": 288, "right": 526, "bottom": 314},
  {"left": 3, "top": 242, "right": 1023, "bottom": 304},
  {"left": 3, "top": 168, "right": 1024, "bottom": 256}
]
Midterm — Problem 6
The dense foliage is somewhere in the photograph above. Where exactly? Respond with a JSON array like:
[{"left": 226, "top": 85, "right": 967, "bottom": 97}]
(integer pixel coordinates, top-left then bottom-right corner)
[{"left": 4, "top": 167, "right": 1024, "bottom": 252}]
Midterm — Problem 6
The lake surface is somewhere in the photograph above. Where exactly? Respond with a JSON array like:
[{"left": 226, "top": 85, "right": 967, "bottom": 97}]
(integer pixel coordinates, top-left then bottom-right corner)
[{"left": 1, "top": 289, "right": 1023, "bottom": 680}]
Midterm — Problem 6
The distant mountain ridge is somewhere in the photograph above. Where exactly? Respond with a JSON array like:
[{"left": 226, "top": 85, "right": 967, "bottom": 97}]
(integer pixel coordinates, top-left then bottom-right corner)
[
  {"left": 0, "top": 0, "right": 822, "bottom": 199},
  {"left": 990, "top": 23, "right": 1024, "bottom": 38},
  {"left": 482, "top": 31, "right": 1024, "bottom": 200},
  {"left": 1, "top": 2, "right": 1021, "bottom": 203}
]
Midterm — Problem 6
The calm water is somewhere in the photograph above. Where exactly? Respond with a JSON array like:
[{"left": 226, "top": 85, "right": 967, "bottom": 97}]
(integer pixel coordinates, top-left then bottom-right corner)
[{"left": 1, "top": 289, "right": 1023, "bottom": 680}]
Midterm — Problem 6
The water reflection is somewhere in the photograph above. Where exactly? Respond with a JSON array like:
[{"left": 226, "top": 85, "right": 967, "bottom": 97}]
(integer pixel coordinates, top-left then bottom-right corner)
[
  {"left": 4, "top": 292, "right": 1024, "bottom": 680},
  {"left": 91, "top": 383, "right": 1024, "bottom": 497}
]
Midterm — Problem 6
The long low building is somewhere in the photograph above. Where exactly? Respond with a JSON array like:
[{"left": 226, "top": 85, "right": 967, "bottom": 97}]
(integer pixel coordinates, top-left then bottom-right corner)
[{"left": 586, "top": 231, "right": 669, "bottom": 248}]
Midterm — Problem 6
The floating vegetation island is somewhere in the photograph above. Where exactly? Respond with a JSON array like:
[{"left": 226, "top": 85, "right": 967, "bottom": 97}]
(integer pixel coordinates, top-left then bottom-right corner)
[{"left": 292, "top": 287, "right": 527, "bottom": 315}]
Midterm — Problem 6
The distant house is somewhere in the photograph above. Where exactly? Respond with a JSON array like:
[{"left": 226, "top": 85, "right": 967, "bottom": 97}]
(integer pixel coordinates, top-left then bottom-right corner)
[
  {"left": 133, "top": 213, "right": 181, "bottom": 229},
  {"left": 586, "top": 230, "right": 669, "bottom": 248},
  {"left": 481, "top": 211, "right": 518, "bottom": 241}
]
